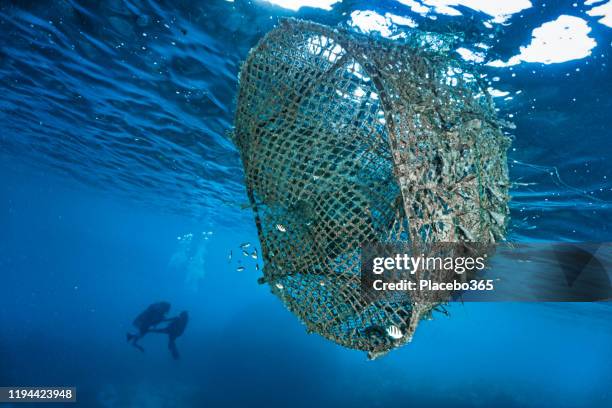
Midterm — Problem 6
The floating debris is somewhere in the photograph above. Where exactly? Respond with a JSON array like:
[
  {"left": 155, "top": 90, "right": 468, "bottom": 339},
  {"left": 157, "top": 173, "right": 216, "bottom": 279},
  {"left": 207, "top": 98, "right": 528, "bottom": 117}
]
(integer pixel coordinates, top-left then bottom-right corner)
[
  {"left": 489, "top": 211, "right": 506, "bottom": 226},
  {"left": 386, "top": 325, "right": 403, "bottom": 340},
  {"left": 236, "top": 266, "right": 245, "bottom": 272},
  {"left": 275, "top": 224, "right": 286, "bottom": 232},
  {"left": 433, "top": 305, "right": 449, "bottom": 316}
]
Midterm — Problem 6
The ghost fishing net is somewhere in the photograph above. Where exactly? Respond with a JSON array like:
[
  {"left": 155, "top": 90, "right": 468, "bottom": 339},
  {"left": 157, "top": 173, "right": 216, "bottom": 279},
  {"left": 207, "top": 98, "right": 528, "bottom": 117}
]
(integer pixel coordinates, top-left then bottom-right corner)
[{"left": 233, "top": 18, "right": 510, "bottom": 358}]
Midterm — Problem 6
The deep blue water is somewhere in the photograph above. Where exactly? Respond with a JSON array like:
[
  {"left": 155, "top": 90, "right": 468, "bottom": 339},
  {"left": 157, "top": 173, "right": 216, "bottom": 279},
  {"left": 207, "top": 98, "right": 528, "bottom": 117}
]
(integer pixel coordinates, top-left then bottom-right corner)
[{"left": 1, "top": 1, "right": 611, "bottom": 407}]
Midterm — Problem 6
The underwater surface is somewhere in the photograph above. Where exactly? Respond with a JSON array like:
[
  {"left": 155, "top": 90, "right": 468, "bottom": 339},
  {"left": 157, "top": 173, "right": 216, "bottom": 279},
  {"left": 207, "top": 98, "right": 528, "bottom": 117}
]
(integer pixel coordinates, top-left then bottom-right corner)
[{"left": 0, "top": 0, "right": 611, "bottom": 407}]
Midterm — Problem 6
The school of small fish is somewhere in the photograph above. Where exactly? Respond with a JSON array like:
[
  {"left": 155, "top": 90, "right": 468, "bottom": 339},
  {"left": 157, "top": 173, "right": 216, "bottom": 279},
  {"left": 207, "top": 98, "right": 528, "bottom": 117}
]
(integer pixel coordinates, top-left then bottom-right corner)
[{"left": 229, "top": 242, "right": 261, "bottom": 273}]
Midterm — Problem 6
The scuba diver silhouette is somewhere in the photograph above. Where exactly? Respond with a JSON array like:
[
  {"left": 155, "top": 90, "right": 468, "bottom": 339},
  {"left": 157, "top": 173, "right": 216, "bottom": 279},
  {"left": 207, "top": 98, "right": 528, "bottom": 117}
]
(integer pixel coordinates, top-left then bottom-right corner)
[
  {"left": 127, "top": 301, "right": 171, "bottom": 352},
  {"left": 149, "top": 311, "right": 189, "bottom": 360},
  {"left": 127, "top": 303, "right": 189, "bottom": 359}
]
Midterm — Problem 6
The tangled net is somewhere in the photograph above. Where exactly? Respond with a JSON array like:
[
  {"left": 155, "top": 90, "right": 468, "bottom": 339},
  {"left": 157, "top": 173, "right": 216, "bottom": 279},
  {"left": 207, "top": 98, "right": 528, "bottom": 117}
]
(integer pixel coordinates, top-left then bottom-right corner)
[{"left": 233, "top": 19, "right": 510, "bottom": 358}]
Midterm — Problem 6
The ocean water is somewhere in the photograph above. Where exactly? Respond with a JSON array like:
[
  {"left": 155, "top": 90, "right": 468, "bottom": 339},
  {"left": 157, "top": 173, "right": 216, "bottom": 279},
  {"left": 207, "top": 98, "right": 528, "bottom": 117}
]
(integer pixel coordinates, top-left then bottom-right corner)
[{"left": 1, "top": 1, "right": 611, "bottom": 407}]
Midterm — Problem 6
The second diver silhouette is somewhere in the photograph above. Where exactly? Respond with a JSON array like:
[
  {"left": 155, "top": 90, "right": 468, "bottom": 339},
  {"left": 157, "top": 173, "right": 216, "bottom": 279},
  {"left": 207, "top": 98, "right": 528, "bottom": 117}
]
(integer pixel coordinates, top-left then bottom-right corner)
[
  {"left": 149, "top": 311, "right": 189, "bottom": 360},
  {"left": 127, "top": 303, "right": 189, "bottom": 359}
]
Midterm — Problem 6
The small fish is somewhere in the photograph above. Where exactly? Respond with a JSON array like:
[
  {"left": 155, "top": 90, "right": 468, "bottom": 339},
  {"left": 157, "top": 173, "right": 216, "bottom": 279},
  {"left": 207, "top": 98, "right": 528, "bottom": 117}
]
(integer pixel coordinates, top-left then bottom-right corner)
[
  {"left": 256, "top": 264, "right": 259, "bottom": 271},
  {"left": 239, "top": 242, "right": 251, "bottom": 249},
  {"left": 386, "top": 325, "right": 403, "bottom": 340},
  {"left": 236, "top": 266, "right": 245, "bottom": 272},
  {"left": 275, "top": 283, "right": 284, "bottom": 290},
  {"left": 242, "top": 250, "right": 249, "bottom": 257},
  {"left": 276, "top": 224, "right": 287, "bottom": 232},
  {"left": 251, "top": 251, "right": 258, "bottom": 259},
  {"left": 228, "top": 250, "right": 232, "bottom": 262}
]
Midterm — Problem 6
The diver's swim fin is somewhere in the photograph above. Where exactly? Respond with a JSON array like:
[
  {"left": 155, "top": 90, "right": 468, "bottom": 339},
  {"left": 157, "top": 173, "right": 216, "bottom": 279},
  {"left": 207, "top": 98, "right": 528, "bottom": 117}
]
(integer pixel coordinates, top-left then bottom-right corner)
[
  {"left": 127, "top": 333, "right": 145, "bottom": 352},
  {"left": 169, "top": 340, "right": 179, "bottom": 360}
]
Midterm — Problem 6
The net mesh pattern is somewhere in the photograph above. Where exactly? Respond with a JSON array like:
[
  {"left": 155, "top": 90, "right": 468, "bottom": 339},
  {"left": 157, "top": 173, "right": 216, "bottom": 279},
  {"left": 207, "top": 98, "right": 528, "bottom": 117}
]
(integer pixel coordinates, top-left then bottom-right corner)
[{"left": 233, "top": 19, "right": 510, "bottom": 358}]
